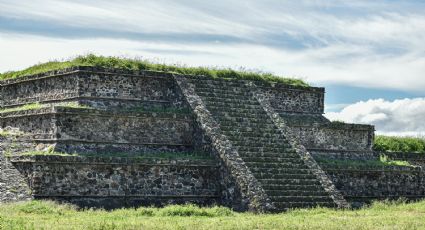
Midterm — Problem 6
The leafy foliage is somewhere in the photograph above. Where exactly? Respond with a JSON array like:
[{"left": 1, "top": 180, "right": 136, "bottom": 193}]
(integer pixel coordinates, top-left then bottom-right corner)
[
  {"left": 374, "top": 135, "right": 425, "bottom": 153},
  {"left": 0, "top": 54, "right": 309, "bottom": 87}
]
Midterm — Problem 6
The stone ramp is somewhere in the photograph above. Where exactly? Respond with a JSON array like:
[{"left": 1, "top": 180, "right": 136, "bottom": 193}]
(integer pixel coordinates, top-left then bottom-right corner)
[{"left": 182, "top": 76, "right": 343, "bottom": 211}]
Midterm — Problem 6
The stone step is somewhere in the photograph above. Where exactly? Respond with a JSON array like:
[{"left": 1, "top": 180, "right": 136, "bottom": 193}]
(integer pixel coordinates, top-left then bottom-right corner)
[
  {"left": 225, "top": 136, "right": 289, "bottom": 143},
  {"left": 236, "top": 146, "right": 294, "bottom": 152},
  {"left": 272, "top": 201, "right": 336, "bottom": 210},
  {"left": 207, "top": 111, "right": 270, "bottom": 120},
  {"left": 226, "top": 129, "right": 286, "bottom": 139},
  {"left": 218, "top": 122, "right": 276, "bottom": 130},
  {"left": 206, "top": 103, "right": 267, "bottom": 113},
  {"left": 263, "top": 184, "right": 325, "bottom": 191},
  {"left": 228, "top": 137, "right": 288, "bottom": 145},
  {"left": 258, "top": 179, "right": 321, "bottom": 186},
  {"left": 265, "top": 190, "right": 329, "bottom": 197},
  {"left": 224, "top": 131, "right": 284, "bottom": 139},
  {"left": 220, "top": 127, "right": 277, "bottom": 134},
  {"left": 211, "top": 116, "right": 274, "bottom": 125},
  {"left": 253, "top": 173, "right": 316, "bottom": 180},
  {"left": 238, "top": 151, "right": 299, "bottom": 158},
  {"left": 269, "top": 196, "right": 334, "bottom": 203},
  {"left": 203, "top": 101, "right": 262, "bottom": 110},
  {"left": 199, "top": 96, "right": 260, "bottom": 105},
  {"left": 250, "top": 167, "right": 314, "bottom": 175},
  {"left": 243, "top": 157, "right": 303, "bottom": 164},
  {"left": 246, "top": 161, "right": 306, "bottom": 168},
  {"left": 235, "top": 144, "right": 290, "bottom": 150},
  {"left": 214, "top": 117, "right": 275, "bottom": 125}
]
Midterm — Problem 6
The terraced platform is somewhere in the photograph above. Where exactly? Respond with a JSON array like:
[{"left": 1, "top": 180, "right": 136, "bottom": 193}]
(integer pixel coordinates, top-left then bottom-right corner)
[{"left": 1, "top": 66, "right": 423, "bottom": 212}]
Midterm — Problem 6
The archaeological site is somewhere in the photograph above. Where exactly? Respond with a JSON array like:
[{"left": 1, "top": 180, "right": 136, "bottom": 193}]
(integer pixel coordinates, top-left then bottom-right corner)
[{"left": 1, "top": 65, "right": 424, "bottom": 212}]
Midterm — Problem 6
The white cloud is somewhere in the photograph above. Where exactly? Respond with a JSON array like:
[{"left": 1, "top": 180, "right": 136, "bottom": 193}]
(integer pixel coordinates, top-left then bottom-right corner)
[
  {"left": 0, "top": 1, "right": 425, "bottom": 93},
  {"left": 325, "top": 98, "right": 425, "bottom": 136}
]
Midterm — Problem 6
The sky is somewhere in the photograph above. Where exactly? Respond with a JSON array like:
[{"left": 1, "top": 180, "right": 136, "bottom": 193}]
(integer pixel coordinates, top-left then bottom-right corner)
[{"left": 0, "top": 0, "right": 424, "bottom": 136}]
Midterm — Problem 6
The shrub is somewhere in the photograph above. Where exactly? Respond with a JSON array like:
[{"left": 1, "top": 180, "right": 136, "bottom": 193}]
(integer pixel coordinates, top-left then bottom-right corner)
[{"left": 374, "top": 135, "right": 425, "bottom": 153}]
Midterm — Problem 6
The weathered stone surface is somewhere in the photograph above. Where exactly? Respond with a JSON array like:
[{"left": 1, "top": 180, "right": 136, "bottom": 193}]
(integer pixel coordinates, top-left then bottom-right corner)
[
  {"left": 0, "top": 66, "right": 186, "bottom": 110},
  {"left": 1, "top": 107, "right": 194, "bottom": 154},
  {"left": 8, "top": 155, "right": 220, "bottom": 208},
  {"left": 1, "top": 67, "right": 424, "bottom": 212}
]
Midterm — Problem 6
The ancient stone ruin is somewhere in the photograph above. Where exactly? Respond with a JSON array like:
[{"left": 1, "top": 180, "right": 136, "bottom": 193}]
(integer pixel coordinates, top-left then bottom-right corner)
[{"left": 1, "top": 66, "right": 424, "bottom": 212}]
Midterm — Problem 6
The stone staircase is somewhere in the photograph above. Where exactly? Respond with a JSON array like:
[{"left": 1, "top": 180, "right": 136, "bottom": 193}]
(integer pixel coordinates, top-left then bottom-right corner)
[{"left": 187, "top": 77, "right": 338, "bottom": 210}]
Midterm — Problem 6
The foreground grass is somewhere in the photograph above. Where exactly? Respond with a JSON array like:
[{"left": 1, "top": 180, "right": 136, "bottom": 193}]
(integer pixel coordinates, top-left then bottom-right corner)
[
  {"left": 1, "top": 200, "right": 425, "bottom": 229},
  {"left": 374, "top": 135, "right": 425, "bottom": 154},
  {"left": 0, "top": 54, "right": 309, "bottom": 87}
]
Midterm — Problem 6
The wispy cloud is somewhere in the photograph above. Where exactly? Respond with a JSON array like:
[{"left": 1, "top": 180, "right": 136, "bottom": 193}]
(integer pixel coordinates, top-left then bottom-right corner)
[{"left": 1, "top": 0, "right": 425, "bottom": 93}]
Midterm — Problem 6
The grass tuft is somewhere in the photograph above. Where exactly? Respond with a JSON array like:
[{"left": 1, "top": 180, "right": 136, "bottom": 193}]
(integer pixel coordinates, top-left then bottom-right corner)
[
  {"left": 156, "top": 205, "right": 233, "bottom": 217},
  {"left": 0, "top": 54, "right": 309, "bottom": 87},
  {"left": 13, "top": 200, "right": 76, "bottom": 215}
]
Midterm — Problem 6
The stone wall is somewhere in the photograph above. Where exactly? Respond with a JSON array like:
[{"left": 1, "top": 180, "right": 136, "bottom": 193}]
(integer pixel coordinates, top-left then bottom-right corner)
[
  {"left": 0, "top": 107, "right": 195, "bottom": 154},
  {"left": 313, "top": 150, "right": 425, "bottom": 207},
  {"left": 0, "top": 67, "right": 187, "bottom": 110},
  {"left": 0, "top": 108, "right": 56, "bottom": 140},
  {"left": 8, "top": 155, "right": 221, "bottom": 208},
  {"left": 286, "top": 123, "right": 374, "bottom": 151},
  {"left": 322, "top": 166, "right": 425, "bottom": 207},
  {"left": 257, "top": 82, "right": 324, "bottom": 114},
  {"left": 1, "top": 69, "right": 324, "bottom": 115},
  {"left": 55, "top": 107, "right": 194, "bottom": 146},
  {"left": 0, "top": 136, "right": 35, "bottom": 203}
]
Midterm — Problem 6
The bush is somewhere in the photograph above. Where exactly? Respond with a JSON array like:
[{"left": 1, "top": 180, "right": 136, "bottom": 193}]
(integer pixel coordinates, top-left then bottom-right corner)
[{"left": 374, "top": 135, "right": 425, "bottom": 153}]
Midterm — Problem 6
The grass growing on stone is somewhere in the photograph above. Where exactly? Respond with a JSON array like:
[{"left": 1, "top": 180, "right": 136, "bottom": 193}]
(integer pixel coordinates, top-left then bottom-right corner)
[
  {"left": 316, "top": 155, "right": 412, "bottom": 168},
  {"left": 0, "top": 102, "right": 89, "bottom": 114},
  {"left": 0, "top": 103, "right": 44, "bottom": 114},
  {"left": 0, "top": 130, "right": 13, "bottom": 137},
  {"left": 0, "top": 54, "right": 309, "bottom": 87},
  {"left": 1, "top": 199, "right": 425, "bottom": 229},
  {"left": 19, "top": 151, "right": 213, "bottom": 160},
  {"left": 374, "top": 135, "right": 425, "bottom": 153}
]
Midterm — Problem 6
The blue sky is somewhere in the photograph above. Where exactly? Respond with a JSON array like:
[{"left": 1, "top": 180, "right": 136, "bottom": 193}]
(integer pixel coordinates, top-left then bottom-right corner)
[{"left": 0, "top": 0, "right": 424, "bottom": 135}]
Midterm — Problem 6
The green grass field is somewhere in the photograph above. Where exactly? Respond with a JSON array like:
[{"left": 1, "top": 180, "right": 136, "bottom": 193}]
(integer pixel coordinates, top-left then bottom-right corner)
[{"left": 1, "top": 200, "right": 425, "bottom": 230}]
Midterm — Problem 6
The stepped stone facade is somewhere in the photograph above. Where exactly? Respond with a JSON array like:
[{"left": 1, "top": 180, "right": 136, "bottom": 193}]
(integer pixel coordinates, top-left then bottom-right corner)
[{"left": 1, "top": 66, "right": 424, "bottom": 212}]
